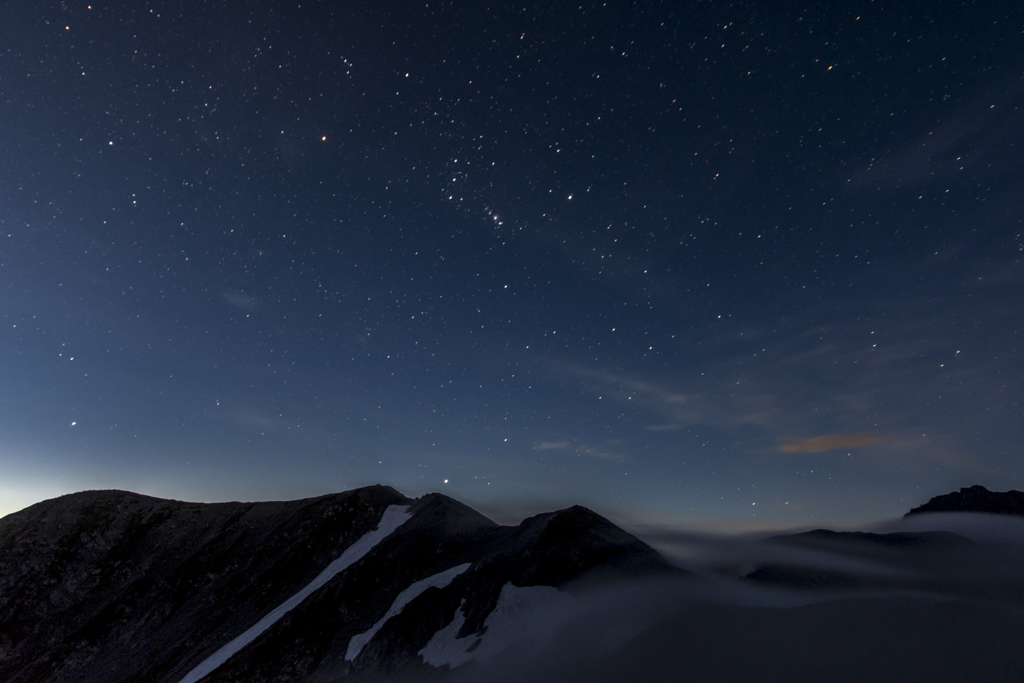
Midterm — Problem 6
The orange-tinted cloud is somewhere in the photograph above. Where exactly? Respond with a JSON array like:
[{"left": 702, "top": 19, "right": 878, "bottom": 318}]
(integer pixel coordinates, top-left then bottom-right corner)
[
  {"left": 779, "top": 432, "right": 892, "bottom": 453},
  {"left": 537, "top": 441, "right": 571, "bottom": 451}
]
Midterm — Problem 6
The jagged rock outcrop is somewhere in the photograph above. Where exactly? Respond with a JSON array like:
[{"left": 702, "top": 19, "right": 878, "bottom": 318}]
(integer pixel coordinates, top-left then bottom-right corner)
[{"left": 905, "top": 485, "right": 1024, "bottom": 517}]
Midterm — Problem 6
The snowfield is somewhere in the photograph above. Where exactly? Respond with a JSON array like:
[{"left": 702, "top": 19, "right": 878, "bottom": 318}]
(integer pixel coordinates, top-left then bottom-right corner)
[
  {"left": 420, "top": 582, "right": 573, "bottom": 669},
  {"left": 346, "top": 562, "right": 472, "bottom": 661},
  {"left": 178, "top": 504, "right": 412, "bottom": 683}
]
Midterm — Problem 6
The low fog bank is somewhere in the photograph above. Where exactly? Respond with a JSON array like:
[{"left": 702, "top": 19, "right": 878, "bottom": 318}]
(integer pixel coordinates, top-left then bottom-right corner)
[
  {"left": 876, "top": 510, "right": 1024, "bottom": 542},
  {"left": 638, "top": 512, "right": 1024, "bottom": 592},
  {"left": 436, "top": 513, "right": 1024, "bottom": 683}
]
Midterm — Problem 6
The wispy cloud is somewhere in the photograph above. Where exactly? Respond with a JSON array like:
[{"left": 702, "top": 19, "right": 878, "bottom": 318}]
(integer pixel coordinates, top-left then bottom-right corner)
[
  {"left": 535, "top": 258, "right": 1020, "bottom": 474},
  {"left": 848, "top": 71, "right": 1024, "bottom": 190},
  {"left": 223, "top": 291, "right": 260, "bottom": 311},
  {"left": 202, "top": 404, "right": 336, "bottom": 446},
  {"left": 537, "top": 441, "right": 571, "bottom": 451},
  {"left": 230, "top": 408, "right": 284, "bottom": 431},
  {"left": 535, "top": 439, "right": 625, "bottom": 461},
  {"left": 576, "top": 444, "right": 625, "bottom": 462},
  {"left": 779, "top": 432, "right": 892, "bottom": 453},
  {"left": 550, "top": 362, "right": 705, "bottom": 432}
]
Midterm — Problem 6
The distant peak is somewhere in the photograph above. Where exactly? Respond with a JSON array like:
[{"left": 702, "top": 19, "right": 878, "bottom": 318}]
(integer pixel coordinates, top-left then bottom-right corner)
[{"left": 905, "top": 485, "right": 1024, "bottom": 517}]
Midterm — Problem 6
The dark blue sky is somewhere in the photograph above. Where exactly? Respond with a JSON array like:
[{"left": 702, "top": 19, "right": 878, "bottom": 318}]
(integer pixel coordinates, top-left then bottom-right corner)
[{"left": 2, "top": 0, "right": 1022, "bottom": 527}]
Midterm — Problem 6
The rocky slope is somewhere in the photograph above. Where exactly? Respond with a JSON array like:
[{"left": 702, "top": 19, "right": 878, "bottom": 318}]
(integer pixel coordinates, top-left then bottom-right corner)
[{"left": 0, "top": 486, "right": 678, "bottom": 683}]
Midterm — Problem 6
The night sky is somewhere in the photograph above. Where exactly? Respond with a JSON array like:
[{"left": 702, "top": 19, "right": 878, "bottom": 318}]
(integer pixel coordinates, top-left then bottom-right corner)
[{"left": 2, "top": 0, "right": 1022, "bottom": 528}]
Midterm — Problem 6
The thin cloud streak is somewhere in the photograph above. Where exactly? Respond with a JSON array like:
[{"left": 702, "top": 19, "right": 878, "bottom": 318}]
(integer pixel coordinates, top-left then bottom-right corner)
[
  {"left": 535, "top": 439, "right": 624, "bottom": 461},
  {"left": 223, "top": 291, "right": 261, "bottom": 311}
]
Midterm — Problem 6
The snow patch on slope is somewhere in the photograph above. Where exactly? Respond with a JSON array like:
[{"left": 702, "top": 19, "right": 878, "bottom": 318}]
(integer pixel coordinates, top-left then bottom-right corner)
[
  {"left": 346, "top": 562, "right": 472, "bottom": 661},
  {"left": 420, "top": 582, "right": 573, "bottom": 669},
  {"left": 178, "top": 504, "right": 412, "bottom": 683}
]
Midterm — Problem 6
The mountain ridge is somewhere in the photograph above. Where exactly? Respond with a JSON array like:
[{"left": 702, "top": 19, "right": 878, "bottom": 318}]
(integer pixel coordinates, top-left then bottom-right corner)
[{"left": 0, "top": 486, "right": 679, "bottom": 683}]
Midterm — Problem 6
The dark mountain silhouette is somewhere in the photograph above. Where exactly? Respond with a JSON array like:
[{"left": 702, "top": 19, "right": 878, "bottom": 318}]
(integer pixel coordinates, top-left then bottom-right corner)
[
  {"left": 5, "top": 485, "right": 1024, "bottom": 683},
  {"left": 905, "top": 485, "right": 1024, "bottom": 517},
  {"left": 0, "top": 486, "right": 679, "bottom": 683}
]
